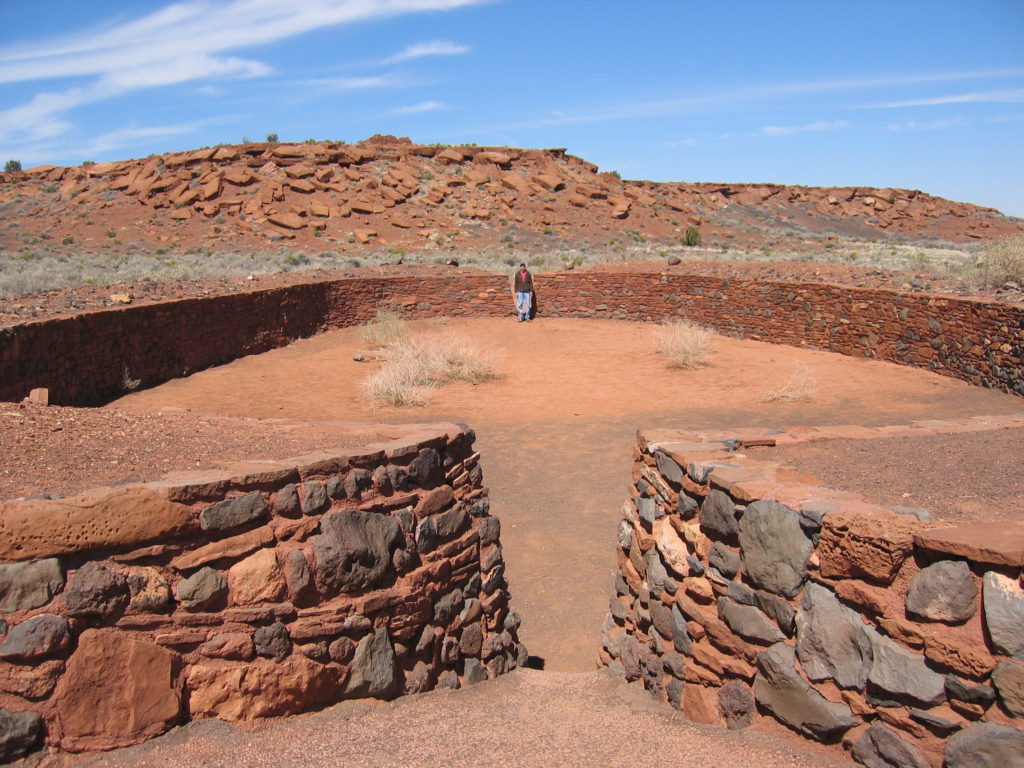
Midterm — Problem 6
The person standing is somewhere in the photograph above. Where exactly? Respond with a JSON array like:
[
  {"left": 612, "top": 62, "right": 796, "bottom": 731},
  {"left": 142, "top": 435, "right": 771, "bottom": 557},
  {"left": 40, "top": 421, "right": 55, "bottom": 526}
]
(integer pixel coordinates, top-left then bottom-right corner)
[{"left": 512, "top": 261, "right": 534, "bottom": 322}]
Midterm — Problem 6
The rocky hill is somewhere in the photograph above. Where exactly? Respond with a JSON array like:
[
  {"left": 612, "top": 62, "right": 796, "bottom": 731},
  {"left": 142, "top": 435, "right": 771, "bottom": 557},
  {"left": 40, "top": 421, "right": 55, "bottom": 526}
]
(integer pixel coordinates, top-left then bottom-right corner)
[{"left": 1, "top": 134, "right": 1021, "bottom": 255}]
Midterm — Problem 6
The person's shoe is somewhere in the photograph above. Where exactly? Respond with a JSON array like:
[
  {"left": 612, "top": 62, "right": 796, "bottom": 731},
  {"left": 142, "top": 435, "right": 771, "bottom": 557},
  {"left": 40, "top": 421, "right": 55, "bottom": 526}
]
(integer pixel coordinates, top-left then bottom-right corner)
[{"left": 518, "top": 316, "right": 524, "bottom": 322}]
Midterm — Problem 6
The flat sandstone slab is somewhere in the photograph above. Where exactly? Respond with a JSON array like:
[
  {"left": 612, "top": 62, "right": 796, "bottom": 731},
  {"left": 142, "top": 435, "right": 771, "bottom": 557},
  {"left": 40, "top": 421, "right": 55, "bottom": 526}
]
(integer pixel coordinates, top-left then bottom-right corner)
[{"left": 914, "top": 521, "right": 1024, "bottom": 567}]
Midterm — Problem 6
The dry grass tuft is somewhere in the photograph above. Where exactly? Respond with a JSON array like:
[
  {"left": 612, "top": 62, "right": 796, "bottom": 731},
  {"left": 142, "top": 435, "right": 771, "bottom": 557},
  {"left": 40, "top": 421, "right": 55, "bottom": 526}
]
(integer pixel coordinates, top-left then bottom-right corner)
[
  {"left": 966, "top": 235, "right": 1024, "bottom": 289},
  {"left": 762, "top": 362, "right": 818, "bottom": 403},
  {"left": 362, "top": 330, "right": 501, "bottom": 406},
  {"left": 655, "top": 318, "right": 717, "bottom": 369},
  {"left": 360, "top": 308, "right": 408, "bottom": 348}
]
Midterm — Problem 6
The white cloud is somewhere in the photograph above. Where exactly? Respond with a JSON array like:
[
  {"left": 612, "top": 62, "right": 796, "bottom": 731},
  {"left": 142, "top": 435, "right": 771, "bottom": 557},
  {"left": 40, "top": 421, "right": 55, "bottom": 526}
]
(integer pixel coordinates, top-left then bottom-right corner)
[
  {"left": 0, "top": 54, "right": 268, "bottom": 144},
  {"left": 869, "top": 88, "right": 1024, "bottom": 108},
  {"left": 390, "top": 100, "right": 446, "bottom": 114},
  {"left": 481, "top": 69, "right": 1024, "bottom": 132},
  {"left": 0, "top": 1, "right": 483, "bottom": 146},
  {"left": 755, "top": 120, "right": 849, "bottom": 137},
  {"left": 381, "top": 40, "right": 470, "bottom": 65},
  {"left": 0, "top": 2, "right": 484, "bottom": 84},
  {"left": 295, "top": 75, "right": 400, "bottom": 92},
  {"left": 73, "top": 123, "right": 204, "bottom": 157},
  {"left": 887, "top": 117, "right": 966, "bottom": 132}
]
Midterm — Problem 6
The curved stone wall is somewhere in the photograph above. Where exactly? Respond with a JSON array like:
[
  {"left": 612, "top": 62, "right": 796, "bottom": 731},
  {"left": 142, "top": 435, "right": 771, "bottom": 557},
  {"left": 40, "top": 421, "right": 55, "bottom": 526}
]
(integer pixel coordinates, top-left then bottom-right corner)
[
  {"left": 0, "top": 423, "right": 524, "bottom": 760},
  {"left": 0, "top": 270, "right": 1022, "bottom": 405},
  {"left": 601, "top": 416, "right": 1024, "bottom": 768}
]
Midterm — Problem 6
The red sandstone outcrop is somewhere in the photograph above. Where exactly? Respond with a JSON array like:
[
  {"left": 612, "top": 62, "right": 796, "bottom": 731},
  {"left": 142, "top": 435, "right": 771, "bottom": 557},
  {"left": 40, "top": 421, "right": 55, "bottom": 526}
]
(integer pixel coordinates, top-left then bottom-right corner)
[{"left": 1, "top": 135, "right": 1019, "bottom": 256}]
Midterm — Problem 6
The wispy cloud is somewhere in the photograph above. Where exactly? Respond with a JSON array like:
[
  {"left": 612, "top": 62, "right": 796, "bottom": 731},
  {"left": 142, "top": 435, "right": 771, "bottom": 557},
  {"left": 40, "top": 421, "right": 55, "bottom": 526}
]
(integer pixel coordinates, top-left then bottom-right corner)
[
  {"left": 755, "top": 120, "right": 849, "bottom": 137},
  {"left": 869, "top": 88, "right": 1024, "bottom": 108},
  {"left": 887, "top": 117, "right": 966, "bottom": 132},
  {"left": 0, "top": 54, "right": 267, "bottom": 144},
  {"left": 0, "top": 2, "right": 484, "bottom": 84},
  {"left": 484, "top": 69, "right": 1024, "bottom": 132},
  {"left": 294, "top": 75, "right": 401, "bottom": 92},
  {"left": 390, "top": 100, "right": 446, "bottom": 114},
  {"left": 380, "top": 40, "right": 470, "bottom": 65},
  {"left": 12, "top": 119, "right": 219, "bottom": 167},
  {"left": 0, "top": 0, "right": 483, "bottom": 149},
  {"left": 73, "top": 122, "right": 205, "bottom": 156}
]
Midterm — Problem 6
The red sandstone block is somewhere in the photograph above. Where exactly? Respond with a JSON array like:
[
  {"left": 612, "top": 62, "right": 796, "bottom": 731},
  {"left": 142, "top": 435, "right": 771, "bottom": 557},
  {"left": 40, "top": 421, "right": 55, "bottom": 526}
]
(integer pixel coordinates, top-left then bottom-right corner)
[{"left": 913, "top": 521, "right": 1024, "bottom": 567}]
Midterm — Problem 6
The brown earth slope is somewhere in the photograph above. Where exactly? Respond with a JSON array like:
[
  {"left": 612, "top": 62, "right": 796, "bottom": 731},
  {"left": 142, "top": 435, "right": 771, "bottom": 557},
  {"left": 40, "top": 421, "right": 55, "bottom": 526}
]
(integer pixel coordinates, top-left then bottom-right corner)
[{"left": 2, "top": 135, "right": 1021, "bottom": 258}]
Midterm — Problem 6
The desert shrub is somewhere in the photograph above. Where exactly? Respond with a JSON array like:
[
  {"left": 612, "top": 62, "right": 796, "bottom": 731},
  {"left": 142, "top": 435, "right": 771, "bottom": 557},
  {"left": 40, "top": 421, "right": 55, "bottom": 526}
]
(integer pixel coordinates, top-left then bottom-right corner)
[
  {"left": 360, "top": 308, "right": 408, "bottom": 347},
  {"left": 427, "top": 331, "right": 501, "bottom": 385},
  {"left": 655, "top": 319, "right": 716, "bottom": 369},
  {"left": 4, "top": 160, "right": 21, "bottom": 173},
  {"left": 968, "top": 235, "right": 1024, "bottom": 288},
  {"left": 265, "top": 132, "right": 279, "bottom": 143},
  {"left": 683, "top": 226, "right": 701, "bottom": 247},
  {"left": 361, "top": 354, "right": 429, "bottom": 406},
  {"left": 762, "top": 362, "right": 817, "bottom": 403},
  {"left": 362, "top": 331, "right": 500, "bottom": 406}
]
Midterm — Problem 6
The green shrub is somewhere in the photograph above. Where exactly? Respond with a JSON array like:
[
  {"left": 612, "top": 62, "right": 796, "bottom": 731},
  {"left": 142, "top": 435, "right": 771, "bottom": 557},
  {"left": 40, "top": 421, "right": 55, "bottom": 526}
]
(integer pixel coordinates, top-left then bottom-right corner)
[
  {"left": 4, "top": 160, "right": 21, "bottom": 173},
  {"left": 683, "top": 226, "right": 701, "bottom": 247},
  {"left": 62, "top": 236, "right": 74, "bottom": 245},
  {"left": 265, "top": 132, "right": 279, "bottom": 143}
]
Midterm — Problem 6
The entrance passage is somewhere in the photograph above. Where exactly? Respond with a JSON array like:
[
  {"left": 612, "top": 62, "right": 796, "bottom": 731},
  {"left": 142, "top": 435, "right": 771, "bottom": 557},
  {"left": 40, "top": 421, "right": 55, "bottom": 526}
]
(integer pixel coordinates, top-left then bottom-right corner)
[{"left": 113, "top": 317, "right": 1024, "bottom": 671}]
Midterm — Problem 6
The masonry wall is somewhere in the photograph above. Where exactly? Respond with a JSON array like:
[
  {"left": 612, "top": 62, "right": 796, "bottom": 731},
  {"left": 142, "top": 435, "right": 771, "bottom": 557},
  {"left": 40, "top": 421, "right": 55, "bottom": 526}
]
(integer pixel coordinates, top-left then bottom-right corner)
[
  {"left": 0, "top": 423, "right": 524, "bottom": 760},
  {"left": 1, "top": 271, "right": 1022, "bottom": 405},
  {"left": 600, "top": 416, "right": 1024, "bottom": 768}
]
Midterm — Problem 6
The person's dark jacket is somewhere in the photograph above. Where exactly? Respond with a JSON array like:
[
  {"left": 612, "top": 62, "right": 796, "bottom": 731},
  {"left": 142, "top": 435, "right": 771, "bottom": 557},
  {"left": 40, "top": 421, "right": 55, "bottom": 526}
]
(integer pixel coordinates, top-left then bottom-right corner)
[{"left": 513, "top": 269, "right": 533, "bottom": 292}]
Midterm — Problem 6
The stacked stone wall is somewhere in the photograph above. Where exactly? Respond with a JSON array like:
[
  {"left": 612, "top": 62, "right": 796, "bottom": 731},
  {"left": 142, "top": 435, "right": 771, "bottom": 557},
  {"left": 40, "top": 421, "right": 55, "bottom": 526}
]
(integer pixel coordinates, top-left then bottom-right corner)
[
  {"left": 1, "top": 271, "right": 1022, "bottom": 406},
  {"left": 0, "top": 423, "right": 524, "bottom": 760},
  {"left": 600, "top": 416, "right": 1024, "bottom": 768}
]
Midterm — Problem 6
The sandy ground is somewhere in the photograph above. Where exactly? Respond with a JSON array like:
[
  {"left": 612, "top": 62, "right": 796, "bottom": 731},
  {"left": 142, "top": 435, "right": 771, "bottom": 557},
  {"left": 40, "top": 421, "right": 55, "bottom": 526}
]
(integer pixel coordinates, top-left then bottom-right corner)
[
  {"left": 112, "top": 316, "right": 1024, "bottom": 672},
  {"left": 58, "top": 669, "right": 851, "bottom": 768}
]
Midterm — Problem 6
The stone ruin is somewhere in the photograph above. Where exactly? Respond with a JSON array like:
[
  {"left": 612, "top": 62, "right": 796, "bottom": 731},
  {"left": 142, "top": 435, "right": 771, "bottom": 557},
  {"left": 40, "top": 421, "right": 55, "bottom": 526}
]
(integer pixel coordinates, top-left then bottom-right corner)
[
  {"left": 0, "top": 422, "right": 524, "bottom": 760},
  {"left": 602, "top": 416, "right": 1024, "bottom": 767},
  {"left": 0, "top": 269, "right": 1022, "bottom": 763}
]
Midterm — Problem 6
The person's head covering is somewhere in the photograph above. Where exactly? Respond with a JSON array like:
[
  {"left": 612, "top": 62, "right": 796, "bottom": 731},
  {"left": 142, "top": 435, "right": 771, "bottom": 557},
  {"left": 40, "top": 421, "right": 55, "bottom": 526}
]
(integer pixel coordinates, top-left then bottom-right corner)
[{"left": 519, "top": 262, "right": 526, "bottom": 267}]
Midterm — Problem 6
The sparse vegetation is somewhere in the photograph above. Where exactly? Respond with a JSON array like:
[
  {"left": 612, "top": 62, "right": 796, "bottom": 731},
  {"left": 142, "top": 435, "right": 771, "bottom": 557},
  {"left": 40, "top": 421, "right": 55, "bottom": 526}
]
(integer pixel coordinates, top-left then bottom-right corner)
[
  {"left": 4, "top": 160, "right": 21, "bottom": 173},
  {"left": 966, "top": 235, "right": 1024, "bottom": 288},
  {"left": 265, "top": 132, "right": 279, "bottom": 143},
  {"left": 362, "top": 330, "right": 501, "bottom": 406},
  {"left": 683, "top": 226, "right": 701, "bottom": 247},
  {"left": 360, "top": 308, "right": 409, "bottom": 348},
  {"left": 121, "top": 367, "right": 142, "bottom": 392},
  {"left": 655, "top": 319, "right": 716, "bottom": 369},
  {"left": 762, "top": 362, "right": 818, "bottom": 403}
]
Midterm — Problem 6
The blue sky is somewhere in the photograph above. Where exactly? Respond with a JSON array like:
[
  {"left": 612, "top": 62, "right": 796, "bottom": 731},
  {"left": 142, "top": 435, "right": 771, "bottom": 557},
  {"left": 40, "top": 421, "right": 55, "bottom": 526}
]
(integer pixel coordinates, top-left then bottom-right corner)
[{"left": 2, "top": 1, "right": 1023, "bottom": 216}]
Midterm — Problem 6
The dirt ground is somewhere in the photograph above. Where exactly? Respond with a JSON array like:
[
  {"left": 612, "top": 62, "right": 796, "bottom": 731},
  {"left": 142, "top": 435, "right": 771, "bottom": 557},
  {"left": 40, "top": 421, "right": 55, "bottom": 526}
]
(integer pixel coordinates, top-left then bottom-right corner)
[
  {"left": 749, "top": 429, "right": 1024, "bottom": 524},
  {"left": 61, "top": 669, "right": 852, "bottom": 768},
  {"left": 109, "top": 316, "right": 1024, "bottom": 672}
]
